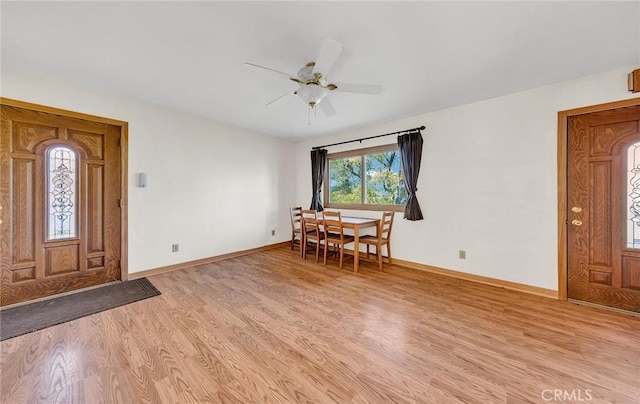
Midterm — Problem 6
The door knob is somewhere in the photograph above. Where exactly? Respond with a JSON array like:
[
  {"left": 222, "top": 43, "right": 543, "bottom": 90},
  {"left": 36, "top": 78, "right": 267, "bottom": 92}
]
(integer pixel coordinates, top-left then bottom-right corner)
[
  {"left": 571, "top": 206, "right": 582, "bottom": 213},
  {"left": 571, "top": 219, "right": 582, "bottom": 226}
]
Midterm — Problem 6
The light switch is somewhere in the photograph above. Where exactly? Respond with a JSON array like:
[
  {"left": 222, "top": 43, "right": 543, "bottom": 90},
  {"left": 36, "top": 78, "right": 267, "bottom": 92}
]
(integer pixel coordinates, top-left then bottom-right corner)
[{"left": 138, "top": 173, "right": 148, "bottom": 188}]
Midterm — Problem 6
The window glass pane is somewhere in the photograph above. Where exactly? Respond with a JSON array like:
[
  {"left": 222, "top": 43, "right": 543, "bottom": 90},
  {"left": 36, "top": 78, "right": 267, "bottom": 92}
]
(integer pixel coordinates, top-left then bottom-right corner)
[
  {"left": 628, "top": 142, "right": 640, "bottom": 248},
  {"left": 48, "top": 146, "right": 77, "bottom": 240},
  {"left": 365, "top": 151, "right": 407, "bottom": 205},
  {"left": 326, "top": 145, "right": 407, "bottom": 209},
  {"left": 329, "top": 156, "right": 362, "bottom": 204}
]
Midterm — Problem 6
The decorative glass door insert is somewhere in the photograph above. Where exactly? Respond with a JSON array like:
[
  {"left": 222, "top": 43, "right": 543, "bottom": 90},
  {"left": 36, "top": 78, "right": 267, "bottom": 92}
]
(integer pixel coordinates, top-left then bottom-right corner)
[{"left": 47, "top": 146, "right": 77, "bottom": 240}]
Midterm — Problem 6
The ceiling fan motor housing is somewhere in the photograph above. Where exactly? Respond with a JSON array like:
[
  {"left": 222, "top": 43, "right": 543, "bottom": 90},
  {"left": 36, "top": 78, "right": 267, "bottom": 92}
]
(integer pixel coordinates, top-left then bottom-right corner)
[{"left": 298, "top": 64, "right": 315, "bottom": 81}]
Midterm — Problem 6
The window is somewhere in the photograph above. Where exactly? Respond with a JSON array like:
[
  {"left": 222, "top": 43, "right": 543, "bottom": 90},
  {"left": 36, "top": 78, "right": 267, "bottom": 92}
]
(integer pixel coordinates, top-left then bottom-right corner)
[
  {"left": 47, "top": 145, "right": 78, "bottom": 240},
  {"left": 627, "top": 142, "right": 640, "bottom": 248},
  {"left": 325, "top": 144, "right": 406, "bottom": 211}
]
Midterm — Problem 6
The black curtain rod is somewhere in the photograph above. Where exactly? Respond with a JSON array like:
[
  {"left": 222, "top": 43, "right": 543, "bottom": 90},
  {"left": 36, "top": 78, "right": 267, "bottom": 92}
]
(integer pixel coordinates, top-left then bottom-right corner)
[{"left": 312, "top": 126, "right": 425, "bottom": 150}]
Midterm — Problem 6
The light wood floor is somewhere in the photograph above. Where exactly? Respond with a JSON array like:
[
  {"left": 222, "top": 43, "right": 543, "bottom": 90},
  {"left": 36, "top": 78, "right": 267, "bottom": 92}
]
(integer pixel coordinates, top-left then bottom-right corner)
[{"left": 2, "top": 247, "right": 639, "bottom": 403}]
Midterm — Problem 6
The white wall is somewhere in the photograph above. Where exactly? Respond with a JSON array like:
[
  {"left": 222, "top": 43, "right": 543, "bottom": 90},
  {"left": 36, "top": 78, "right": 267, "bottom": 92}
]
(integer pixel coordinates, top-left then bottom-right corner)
[
  {"left": 2, "top": 67, "right": 296, "bottom": 274},
  {"left": 295, "top": 66, "right": 639, "bottom": 291},
  {"left": 4, "top": 66, "right": 637, "bottom": 288}
]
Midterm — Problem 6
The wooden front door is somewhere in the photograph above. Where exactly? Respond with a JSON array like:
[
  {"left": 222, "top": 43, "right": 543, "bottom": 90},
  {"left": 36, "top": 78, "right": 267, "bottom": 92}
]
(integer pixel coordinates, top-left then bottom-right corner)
[
  {"left": 0, "top": 104, "right": 124, "bottom": 306},
  {"left": 567, "top": 104, "right": 640, "bottom": 312}
]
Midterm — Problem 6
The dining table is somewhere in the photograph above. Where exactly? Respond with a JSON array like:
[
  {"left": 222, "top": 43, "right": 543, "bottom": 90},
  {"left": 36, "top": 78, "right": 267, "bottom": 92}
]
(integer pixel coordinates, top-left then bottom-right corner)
[{"left": 322, "top": 215, "right": 380, "bottom": 272}]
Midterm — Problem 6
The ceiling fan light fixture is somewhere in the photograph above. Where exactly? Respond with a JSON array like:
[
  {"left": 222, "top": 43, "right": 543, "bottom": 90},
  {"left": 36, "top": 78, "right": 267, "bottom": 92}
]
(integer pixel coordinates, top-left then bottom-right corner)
[
  {"left": 244, "top": 39, "right": 381, "bottom": 118},
  {"left": 296, "top": 84, "right": 329, "bottom": 108}
]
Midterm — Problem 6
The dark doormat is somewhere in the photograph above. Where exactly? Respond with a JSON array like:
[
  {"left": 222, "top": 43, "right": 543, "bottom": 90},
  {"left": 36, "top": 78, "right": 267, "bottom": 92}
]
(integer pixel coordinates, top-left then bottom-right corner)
[{"left": 0, "top": 278, "right": 160, "bottom": 341}]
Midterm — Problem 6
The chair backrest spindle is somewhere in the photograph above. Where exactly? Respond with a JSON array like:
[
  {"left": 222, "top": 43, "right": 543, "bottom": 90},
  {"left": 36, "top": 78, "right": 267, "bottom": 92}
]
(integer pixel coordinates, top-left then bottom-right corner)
[
  {"left": 380, "top": 211, "right": 394, "bottom": 240},
  {"left": 301, "top": 209, "right": 320, "bottom": 237},
  {"left": 322, "top": 210, "right": 344, "bottom": 240},
  {"left": 290, "top": 206, "right": 302, "bottom": 231}
]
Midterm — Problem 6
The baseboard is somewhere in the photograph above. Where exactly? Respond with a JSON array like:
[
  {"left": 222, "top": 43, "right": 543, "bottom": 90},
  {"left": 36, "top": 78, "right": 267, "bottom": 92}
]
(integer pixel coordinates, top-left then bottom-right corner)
[
  {"left": 393, "top": 258, "right": 559, "bottom": 299},
  {"left": 130, "top": 242, "right": 558, "bottom": 300},
  {"left": 324, "top": 246, "right": 557, "bottom": 299},
  {"left": 128, "top": 241, "right": 289, "bottom": 280}
]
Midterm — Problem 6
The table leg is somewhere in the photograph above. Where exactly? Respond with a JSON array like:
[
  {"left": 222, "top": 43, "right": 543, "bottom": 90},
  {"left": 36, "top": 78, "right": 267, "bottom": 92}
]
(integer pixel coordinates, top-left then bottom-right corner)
[{"left": 354, "top": 226, "right": 359, "bottom": 272}]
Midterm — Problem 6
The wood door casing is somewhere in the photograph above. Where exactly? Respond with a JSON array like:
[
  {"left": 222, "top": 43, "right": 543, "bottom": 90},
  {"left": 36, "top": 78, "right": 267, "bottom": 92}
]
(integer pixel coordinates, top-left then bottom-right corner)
[
  {"left": 1, "top": 104, "right": 124, "bottom": 306},
  {"left": 567, "top": 105, "right": 640, "bottom": 312}
]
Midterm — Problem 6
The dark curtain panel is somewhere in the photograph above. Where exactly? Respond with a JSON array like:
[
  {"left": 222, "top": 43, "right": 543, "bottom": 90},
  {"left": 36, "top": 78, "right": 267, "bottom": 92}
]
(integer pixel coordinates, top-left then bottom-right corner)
[
  {"left": 310, "top": 149, "right": 327, "bottom": 211},
  {"left": 398, "top": 132, "right": 424, "bottom": 220}
]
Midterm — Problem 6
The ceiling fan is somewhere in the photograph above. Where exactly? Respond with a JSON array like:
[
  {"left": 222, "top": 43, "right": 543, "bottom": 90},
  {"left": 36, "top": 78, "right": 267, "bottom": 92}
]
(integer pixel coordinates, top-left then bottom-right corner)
[{"left": 244, "top": 39, "right": 382, "bottom": 117}]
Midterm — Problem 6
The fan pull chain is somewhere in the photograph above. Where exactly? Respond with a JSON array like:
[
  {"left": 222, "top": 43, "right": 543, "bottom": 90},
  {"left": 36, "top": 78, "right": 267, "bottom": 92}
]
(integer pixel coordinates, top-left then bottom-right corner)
[{"left": 308, "top": 106, "right": 311, "bottom": 126}]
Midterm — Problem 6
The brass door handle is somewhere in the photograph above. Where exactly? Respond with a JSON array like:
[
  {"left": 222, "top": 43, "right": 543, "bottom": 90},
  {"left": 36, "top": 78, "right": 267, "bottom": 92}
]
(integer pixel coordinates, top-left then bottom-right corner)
[
  {"left": 571, "top": 219, "right": 582, "bottom": 226},
  {"left": 571, "top": 206, "right": 582, "bottom": 213}
]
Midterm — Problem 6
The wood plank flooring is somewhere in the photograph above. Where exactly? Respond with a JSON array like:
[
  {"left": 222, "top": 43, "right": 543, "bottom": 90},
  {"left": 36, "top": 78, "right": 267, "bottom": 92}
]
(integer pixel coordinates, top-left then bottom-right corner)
[{"left": 2, "top": 247, "right": 639, "bottom": 403}]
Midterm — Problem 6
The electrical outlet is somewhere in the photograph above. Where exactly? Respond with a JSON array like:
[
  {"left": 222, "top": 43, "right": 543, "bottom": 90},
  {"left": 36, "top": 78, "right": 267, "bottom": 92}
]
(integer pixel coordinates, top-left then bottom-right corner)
[
  {"left": 459, "top": 250, "right": 466, "bottom": 259},
  {"left": 172, "top": 244, "right": 179, "bottom": 252},
  {"left": 271, "top": 229, "right": 275, "bottom": 236}
]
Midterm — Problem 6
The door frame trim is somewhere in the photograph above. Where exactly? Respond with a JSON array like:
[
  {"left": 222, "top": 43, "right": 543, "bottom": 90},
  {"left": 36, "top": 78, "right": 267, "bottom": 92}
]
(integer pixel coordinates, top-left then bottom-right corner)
[
  {"left": 557, "top": 97, "right": 640, "bottom": 300},
  {"left": 0, "top": 97, "right": 129, "bottom": 281}
]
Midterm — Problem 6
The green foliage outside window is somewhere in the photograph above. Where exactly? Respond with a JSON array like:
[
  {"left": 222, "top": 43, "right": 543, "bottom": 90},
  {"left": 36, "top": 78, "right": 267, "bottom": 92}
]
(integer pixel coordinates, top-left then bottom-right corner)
[
  {"left": 329, "top": 157, "right": 361, "bottom": 203},
  {"left": 328, "top": 147, "right": 406, "bottom": 206}
]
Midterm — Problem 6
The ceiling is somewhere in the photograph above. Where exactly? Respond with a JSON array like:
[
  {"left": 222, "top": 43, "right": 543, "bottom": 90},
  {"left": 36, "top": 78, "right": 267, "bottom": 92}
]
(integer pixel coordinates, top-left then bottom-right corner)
[{"left": 2, "top": 1, "right": 638, "bottom": 141}]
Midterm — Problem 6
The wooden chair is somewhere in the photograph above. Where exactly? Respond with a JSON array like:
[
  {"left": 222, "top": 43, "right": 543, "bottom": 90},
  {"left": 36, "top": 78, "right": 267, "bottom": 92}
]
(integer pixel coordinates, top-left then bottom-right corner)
[
  {"left": 301, "top": 209, "right": 324, "bottom": 262},
  {"left": 359, "top": 211, "right": 394, "bottom": 271},
  {"left": 289, "top": 206, "right": 302, "bottom": 252},
  {"left": 322, "top": 210, "right": 355, "bottom": 269}
]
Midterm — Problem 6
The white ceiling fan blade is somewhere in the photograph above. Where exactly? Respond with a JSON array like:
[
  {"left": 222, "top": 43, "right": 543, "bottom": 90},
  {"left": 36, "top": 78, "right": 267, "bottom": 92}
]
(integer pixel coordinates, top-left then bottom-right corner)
[
  {"left": 266, "top": 90, "right": 293, "bottom": 106},
  {"left": 333, "top": 82, "right": 382, "bottom": 95},
  {"left": 243, "top": 62, "right": 294, "bottom": 78},
  {"left": 312, "top": 39, "right": 344, "bottom": 77},
  {"left": 319, "top": 98, "right": 336, "bottom": 117}
]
